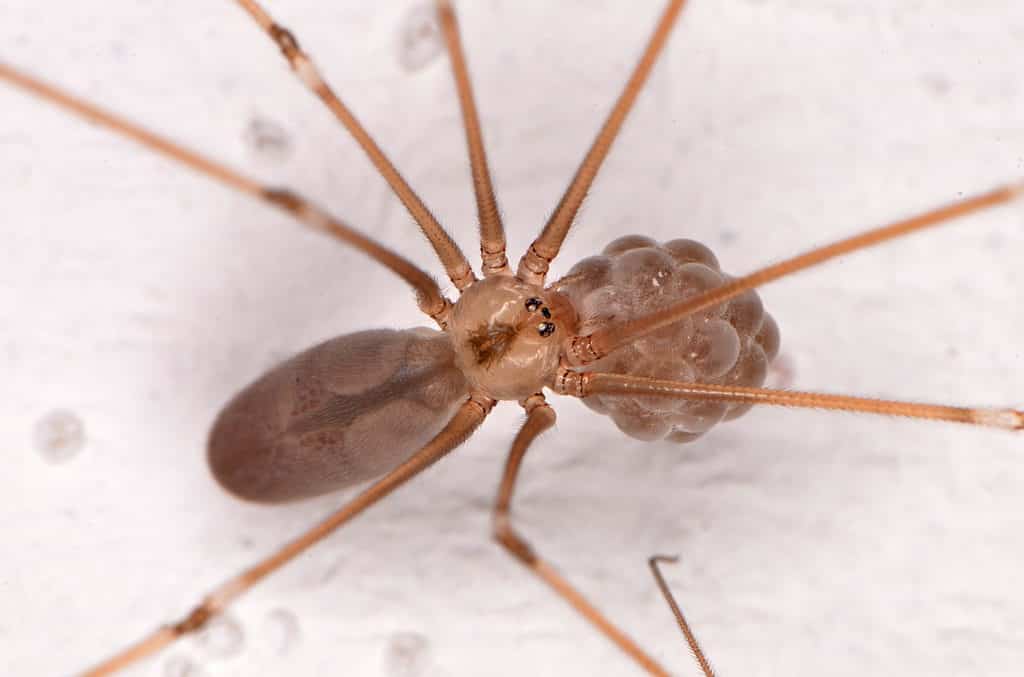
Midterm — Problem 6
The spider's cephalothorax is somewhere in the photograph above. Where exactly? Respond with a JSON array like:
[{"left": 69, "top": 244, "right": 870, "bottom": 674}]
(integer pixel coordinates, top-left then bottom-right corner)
[
  {"left": 555, "top": 235, "right": 781, "bottom": 443},
  {"left": 448, "top": 275, "right": 578, "bottom": 401}
]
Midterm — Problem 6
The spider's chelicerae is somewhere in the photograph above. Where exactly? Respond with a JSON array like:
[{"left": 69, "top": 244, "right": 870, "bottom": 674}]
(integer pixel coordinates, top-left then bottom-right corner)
[{"left": 3, "top": 1, "right": 1023, "bottom": 676}]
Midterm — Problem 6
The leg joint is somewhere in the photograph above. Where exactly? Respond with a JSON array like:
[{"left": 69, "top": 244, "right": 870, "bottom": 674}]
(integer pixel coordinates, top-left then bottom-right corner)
[
  {"left": 492, "top": 515, "right": 538, "bottom": 565},
  {"left": 269, "top": 24, "right": 300, "bottom": 59},
  {"left": 171, "top": 600, "right": 217, "bottom": 636}
]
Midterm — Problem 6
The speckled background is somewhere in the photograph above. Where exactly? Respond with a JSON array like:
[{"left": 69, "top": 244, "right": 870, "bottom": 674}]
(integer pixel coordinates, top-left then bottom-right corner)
[{"left": 2, "top": 2, "right": 1022, "bottom": 676}]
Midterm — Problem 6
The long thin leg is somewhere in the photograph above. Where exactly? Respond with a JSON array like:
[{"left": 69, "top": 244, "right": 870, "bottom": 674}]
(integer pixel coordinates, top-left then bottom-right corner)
[
  {"left": 649, "top": 556, "right": 716, "bottom": 677},
  {"left": 492, "top": 394, "right": 671, "bottom": 676},
  {"left": 566, "top": 180, "right": 1024, "bottom": 365},
  {"left": 516, "top": 0, "right": 688, "bottom": 285},
  {"left": 233, "top": 0, "right": 476, "bottom": 291},
  {"left": 436, "top": 0, "right": 508, "bottom": 276},
  {"left": 0, "top": 63, "right": 452, "bottom": 326},
  {"left": 553, "top": 370, "right": 1024, "bottom": 431},
  {"left": 82, "top": 394, "right": 495, "bottom": 677}
]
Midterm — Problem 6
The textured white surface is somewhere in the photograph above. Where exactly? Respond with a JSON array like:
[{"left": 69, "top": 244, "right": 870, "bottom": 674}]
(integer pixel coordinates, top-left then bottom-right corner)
[{"left": 2, "top": 2, "right": 1023, "bottom": 676}]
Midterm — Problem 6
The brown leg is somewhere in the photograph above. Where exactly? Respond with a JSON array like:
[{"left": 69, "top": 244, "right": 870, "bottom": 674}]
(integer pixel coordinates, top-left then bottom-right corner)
[
  {"left": 553, "top": 369, "right": 1024, "bottom": 431},
  {"left": 81, "top": 394, "right": 495, "bottom": 677},
  {"left": 233, "top": 0, "right": 476, "bottom": 291},
  {"left": 516, "top": 0, "right": 688, "bottom": 285},
  {"left": 435, "top": 0, "right": 508, "bottom": 277},
  {"left": 649, "top": 555, "right": 715, "bottom": 677},
  {"left": 0, "top": 63, "right": 452, "bottom": 327},
  {"left": 492, "top": 394, "right": 670, "bottom": 676}
]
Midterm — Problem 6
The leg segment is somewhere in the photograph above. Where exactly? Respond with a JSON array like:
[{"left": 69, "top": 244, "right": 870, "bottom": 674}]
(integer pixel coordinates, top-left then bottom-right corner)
[
  {"left": 553, "top": 369, "right": 1024, "bottom": 431},
  {"left": 493, "top": 394, "right": 670, "bottom": 676},
  {"left": 649, "top": 555, "right": 715, "bottom": 677},
  {"left": 516, "top": 0, "right": 688, "bottom": 285},
  {"left": 82, "top": 394, "right": 495, "bottom": 677},
  {"left": 0, "top": 63, "right": 452, "bottom": 326},
  {"left": 436, "top": 0, "right": 508, "bottom": 276},
  {"left": 233, "top": 0, "right": 476, "bottom": 291}
]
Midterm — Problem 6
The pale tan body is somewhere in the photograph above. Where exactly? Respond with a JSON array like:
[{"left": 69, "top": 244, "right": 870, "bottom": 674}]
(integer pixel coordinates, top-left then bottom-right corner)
[{"left": 2, "top": 1, "right": 1021, "bottom": 676}]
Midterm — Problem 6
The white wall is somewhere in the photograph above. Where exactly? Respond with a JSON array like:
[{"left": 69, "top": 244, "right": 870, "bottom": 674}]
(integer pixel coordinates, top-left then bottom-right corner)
[{"left": 2, "top": 1, "right": 1022, "bottom": 675}]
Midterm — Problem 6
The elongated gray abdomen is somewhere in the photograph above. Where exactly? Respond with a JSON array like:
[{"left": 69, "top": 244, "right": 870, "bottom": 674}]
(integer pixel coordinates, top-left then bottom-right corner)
[{"left": 208, "top": 328, "right": 468, "bottom": 503}]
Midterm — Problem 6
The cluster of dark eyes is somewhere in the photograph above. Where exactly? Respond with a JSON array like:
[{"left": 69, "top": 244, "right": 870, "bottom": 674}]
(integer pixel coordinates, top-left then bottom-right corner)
[{"left": 525, "top": 297, "right": 555, "bottom": 337}]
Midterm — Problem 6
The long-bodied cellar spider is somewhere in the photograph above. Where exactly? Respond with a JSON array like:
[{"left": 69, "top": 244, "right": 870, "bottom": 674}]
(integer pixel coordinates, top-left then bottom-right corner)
[{"left": 3, "top": 1, "right": 1022, "bottom": 675}]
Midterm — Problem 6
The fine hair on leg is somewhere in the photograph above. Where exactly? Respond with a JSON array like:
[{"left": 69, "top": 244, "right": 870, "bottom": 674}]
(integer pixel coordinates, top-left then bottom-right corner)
[{"left": 649, "top": 555, "right": 716, "bottom": 677}]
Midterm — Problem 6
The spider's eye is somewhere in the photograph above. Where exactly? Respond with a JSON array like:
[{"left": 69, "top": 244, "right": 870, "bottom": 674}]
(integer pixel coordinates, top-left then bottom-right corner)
[
  {"left": 525, "top": 297, "right": 542, "bottom": 312},
  {"left": 538, "top": 322, "right": 555, "bottom": 337}
]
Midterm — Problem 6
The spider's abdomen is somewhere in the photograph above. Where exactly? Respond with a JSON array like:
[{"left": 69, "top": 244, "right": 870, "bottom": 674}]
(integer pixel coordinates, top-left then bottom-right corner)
[
  {"left": 207, "top": 328, "right": 468, "bottom": 503},
  {"left": 556, "top": 236, "right": 780, "bottom": 443}
]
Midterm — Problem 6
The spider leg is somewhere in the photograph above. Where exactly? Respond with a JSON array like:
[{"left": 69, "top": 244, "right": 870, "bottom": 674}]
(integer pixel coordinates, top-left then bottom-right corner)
[
  {"left": 492, "top": 393, "right": 671, "bottom": 676},
  {"left": 234, "top": 0, "right": 476, "bottom": 290},
  {"left": 81, "top": 394, "right": 495, "bottom": 676}
]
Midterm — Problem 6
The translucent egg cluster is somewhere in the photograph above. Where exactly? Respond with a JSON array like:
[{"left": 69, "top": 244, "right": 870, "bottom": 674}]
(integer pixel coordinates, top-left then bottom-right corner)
[{"left": 557, "top": 235, "right": 780, "bottom": 443}]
